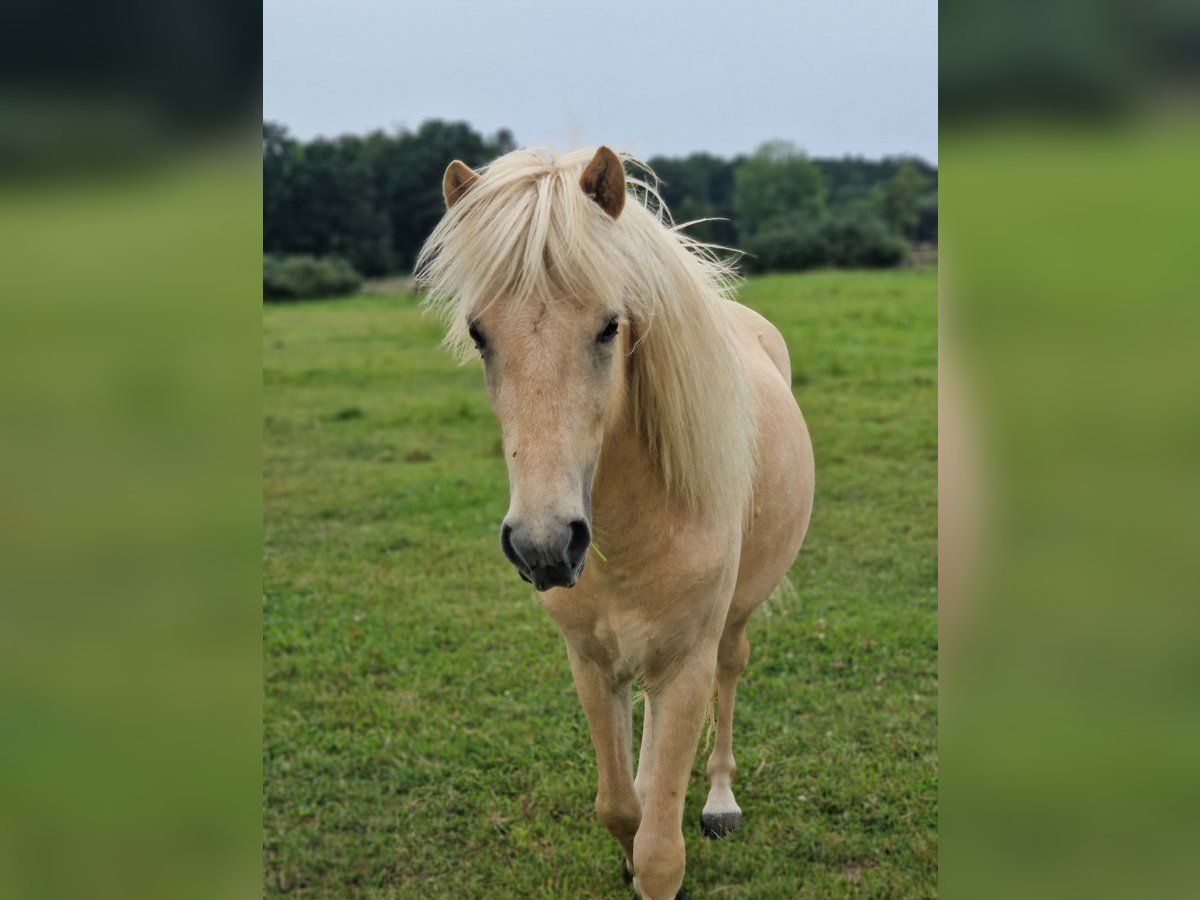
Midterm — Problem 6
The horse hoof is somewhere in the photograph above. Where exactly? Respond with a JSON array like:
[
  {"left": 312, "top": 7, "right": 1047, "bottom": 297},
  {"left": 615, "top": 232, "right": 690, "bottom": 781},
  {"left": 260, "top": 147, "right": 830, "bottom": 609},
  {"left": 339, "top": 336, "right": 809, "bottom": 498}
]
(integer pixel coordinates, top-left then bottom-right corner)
[{"left": 700, "top": 811, "right": 743, "bottom": 839}]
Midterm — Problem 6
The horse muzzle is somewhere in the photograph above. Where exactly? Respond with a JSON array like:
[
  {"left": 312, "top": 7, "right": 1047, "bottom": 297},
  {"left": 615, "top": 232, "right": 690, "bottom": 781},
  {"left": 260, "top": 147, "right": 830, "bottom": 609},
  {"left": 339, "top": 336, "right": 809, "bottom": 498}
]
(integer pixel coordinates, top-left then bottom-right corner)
[{"left": 500, "top": 518, "right": 590, "bottom": 591}]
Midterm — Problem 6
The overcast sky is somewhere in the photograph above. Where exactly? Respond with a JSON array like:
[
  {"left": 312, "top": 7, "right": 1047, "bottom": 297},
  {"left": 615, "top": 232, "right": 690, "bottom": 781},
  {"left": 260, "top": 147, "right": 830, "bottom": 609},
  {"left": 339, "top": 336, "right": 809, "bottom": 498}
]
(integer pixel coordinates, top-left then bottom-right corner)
[{"left": 264, "top": 0, "right": 937, "bottom": 163}]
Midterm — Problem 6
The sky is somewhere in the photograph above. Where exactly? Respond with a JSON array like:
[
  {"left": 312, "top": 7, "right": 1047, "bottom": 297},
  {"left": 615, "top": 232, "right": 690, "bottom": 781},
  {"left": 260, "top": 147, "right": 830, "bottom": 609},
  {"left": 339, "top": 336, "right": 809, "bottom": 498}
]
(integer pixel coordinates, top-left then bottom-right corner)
[{"left": 264, "top": 0, "right": 937, "bottom": 163}]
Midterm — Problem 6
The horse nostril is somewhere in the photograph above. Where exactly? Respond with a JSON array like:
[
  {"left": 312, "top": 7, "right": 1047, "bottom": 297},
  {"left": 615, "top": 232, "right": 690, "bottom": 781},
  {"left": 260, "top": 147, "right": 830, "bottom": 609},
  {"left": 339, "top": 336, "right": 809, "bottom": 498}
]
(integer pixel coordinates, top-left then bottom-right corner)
[
  {"left": 501, "top": 522, "right": 524, "bottom": 569},
  {"left": 565, "top": 519, "right": 591, "bottom": 568},
  {"left": 502, "top": 519, "right": 588, "bottom": 586}
]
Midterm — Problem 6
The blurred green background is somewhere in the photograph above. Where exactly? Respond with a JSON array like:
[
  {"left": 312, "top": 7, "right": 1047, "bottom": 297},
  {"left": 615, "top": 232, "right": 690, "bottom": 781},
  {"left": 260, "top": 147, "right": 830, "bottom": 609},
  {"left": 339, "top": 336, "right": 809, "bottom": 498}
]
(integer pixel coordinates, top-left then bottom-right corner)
[{"left": 941, "top": 1, "right": 1200, "bottom": 897}]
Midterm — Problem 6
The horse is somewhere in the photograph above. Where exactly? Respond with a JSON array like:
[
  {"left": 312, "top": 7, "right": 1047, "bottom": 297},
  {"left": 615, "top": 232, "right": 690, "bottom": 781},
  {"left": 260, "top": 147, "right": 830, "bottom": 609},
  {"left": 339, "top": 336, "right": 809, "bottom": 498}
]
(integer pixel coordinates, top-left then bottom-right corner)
[{"left": 416, "top": 146, "right": 814, "bottom": 900}]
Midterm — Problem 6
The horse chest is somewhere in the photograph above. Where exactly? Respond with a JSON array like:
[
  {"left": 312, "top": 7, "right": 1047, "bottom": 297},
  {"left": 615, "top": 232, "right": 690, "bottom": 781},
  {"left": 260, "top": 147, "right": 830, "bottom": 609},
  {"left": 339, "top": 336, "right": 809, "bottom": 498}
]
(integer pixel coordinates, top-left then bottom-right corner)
[
  {"left": 542, "top": 574, "right": 725, "bottom": 682},
  {"left": 587, "top": 608, "right": 673, "bottom": 682}
]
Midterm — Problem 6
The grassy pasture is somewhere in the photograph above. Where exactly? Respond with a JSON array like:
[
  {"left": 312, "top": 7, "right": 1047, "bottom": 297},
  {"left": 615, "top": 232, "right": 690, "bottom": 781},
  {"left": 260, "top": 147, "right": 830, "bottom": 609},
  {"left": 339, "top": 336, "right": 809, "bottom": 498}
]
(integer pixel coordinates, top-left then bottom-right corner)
[{"left": 264, "top": 270, "right": 938, "bottom": 898}]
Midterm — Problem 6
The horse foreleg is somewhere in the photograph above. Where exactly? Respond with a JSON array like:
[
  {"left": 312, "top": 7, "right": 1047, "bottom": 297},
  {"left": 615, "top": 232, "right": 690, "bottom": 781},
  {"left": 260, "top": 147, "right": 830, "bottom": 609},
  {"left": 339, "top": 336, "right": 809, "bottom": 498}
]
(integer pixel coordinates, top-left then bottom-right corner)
[
  {"left": 634, "top": 691, "right": 653, "bottom": 803},
  {"left": 632, "top": 650, "right": 718, "bottom": 900},
  {"left": 702, "top": 619, "right": 750, "bottom": 838},
  {"left": 566, "top": 648, "right": 640, "bottom": 863}
]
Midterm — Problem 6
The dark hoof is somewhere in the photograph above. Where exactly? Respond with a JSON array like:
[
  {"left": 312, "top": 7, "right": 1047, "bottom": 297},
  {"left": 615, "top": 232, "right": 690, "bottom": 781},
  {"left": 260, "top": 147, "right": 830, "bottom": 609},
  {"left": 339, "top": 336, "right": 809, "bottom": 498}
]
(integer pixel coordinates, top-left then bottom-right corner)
[{"left": 700, "top": 811, "right": 743, "bottom": 839}]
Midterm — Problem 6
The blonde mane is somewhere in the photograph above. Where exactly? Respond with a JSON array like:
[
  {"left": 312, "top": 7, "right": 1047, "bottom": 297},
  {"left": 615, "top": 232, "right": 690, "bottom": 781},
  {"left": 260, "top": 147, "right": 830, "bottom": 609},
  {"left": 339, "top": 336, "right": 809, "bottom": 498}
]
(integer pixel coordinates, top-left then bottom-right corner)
[{"left": 416, "top": 147, "right": 755, "bottom": 522}]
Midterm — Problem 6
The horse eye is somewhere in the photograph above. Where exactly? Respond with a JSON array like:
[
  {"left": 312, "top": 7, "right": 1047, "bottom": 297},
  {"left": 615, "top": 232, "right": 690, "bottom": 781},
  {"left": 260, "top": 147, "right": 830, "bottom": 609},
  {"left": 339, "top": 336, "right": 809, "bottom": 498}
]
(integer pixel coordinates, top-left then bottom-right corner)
[
  {"left": 468, "top": 323, "right": 486, "bottom": 351},
  {"left": 597, "top": 319, "right": 619, "bottom": 345}
]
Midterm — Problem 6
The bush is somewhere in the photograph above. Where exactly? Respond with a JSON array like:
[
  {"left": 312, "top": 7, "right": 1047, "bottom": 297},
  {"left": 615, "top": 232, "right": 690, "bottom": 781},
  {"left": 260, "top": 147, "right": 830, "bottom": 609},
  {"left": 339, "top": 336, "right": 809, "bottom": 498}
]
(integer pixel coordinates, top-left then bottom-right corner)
[
  {"left": 820, "top": 215, "right": 908, "bottom": 268},
  {"left": 264, "top": 255, "right": 362, "bottom": 301},
  {"left": 741, "top": 224, "right": 829, "bottom": 274},
  {"left": 740, "top": 214, "right": 908, "bottom": 273}
]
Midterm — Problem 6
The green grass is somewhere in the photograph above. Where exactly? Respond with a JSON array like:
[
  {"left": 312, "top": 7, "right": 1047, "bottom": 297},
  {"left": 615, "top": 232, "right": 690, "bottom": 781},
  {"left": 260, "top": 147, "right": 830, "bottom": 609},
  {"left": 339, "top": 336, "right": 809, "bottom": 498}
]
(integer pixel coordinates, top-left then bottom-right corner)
[{"left": 263, "top": 270, "right": 938, "bottom": 898}]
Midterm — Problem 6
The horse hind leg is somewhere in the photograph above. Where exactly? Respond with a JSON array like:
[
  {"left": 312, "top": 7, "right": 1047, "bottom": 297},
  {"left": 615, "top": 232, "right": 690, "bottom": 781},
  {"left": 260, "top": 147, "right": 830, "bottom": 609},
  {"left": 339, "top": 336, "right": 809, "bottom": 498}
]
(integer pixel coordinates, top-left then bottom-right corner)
[{"left": 701, "top": 619, "right": 750, "bottom": 839}]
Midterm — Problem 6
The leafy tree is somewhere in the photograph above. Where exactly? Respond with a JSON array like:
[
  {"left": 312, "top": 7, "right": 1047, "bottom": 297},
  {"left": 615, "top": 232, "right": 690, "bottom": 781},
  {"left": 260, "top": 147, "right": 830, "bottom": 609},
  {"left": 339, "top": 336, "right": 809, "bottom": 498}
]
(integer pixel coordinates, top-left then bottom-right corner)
[
  {"left": 646, "top": 152, "right": 739, "bottom": 246},
  {"left": 262, "top": 119, "right": 936, "bottom": 277},
  {"left": 372, "top": 120, "right": 506, "bottom": 271},
  {"left": 281, "top": 135, "right": 393, "bottom": 275},
  {"left": 263, "top": 119, "right": 515, "bottom": 275},
  {"left": 732, "top": 141, "right": 826, "bottom": 237},
  {"left": 916, "top": 194, "right": 938, "bottom": 243},
  {"left": 881, "top": 162, "right": 932, "bottom": 240},
  {"left": 263, "top": 122, "right": 299, "bottom": 254},
  {"left": 815, "top": 155, "right": 936, "bottom": 213}
]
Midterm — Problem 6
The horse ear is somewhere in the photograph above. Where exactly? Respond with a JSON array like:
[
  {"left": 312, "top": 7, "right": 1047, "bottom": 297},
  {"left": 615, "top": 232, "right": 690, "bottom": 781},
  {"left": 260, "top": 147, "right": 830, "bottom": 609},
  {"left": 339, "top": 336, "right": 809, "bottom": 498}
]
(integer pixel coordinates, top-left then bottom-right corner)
[
  {"left": 443, "top": 160, "right": 479, "bottom": 209},
  {"left": 579, "top": 146, "right": 626, "bottom": 219}
]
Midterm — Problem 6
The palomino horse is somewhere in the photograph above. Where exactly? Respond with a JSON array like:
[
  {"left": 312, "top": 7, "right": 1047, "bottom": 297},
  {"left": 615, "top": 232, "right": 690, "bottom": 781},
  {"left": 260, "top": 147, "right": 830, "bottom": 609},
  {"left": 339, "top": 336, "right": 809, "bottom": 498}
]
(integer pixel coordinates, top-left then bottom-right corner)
[{"left": 417, "top": 146, "right": 814, "bottom": 899}]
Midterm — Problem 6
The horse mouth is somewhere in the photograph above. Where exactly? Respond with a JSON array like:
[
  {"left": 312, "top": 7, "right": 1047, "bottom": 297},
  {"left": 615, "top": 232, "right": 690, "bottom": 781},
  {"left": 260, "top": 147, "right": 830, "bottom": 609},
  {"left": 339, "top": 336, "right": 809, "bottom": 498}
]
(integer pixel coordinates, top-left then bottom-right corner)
[
  {"left": 516, "top": 557, "right": 585, "bottom": 591},
  {"left": 500, "top": 519, "right": 590, "bottom": 591}
]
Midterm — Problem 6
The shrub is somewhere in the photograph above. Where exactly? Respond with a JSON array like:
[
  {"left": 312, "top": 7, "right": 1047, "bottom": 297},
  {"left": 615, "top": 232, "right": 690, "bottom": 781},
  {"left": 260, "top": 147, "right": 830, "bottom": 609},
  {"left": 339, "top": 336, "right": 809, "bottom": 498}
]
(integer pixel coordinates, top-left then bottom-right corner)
[
  {"left": 820, "top": 215, "right": 908, "bottom": 268},
  {"left": 741, "top": 224, "right": 829, "bottom": 274},
  {"left": 741, "top": 214, "right": 907, "bottom": 273},
  {"left": 264, "top": 255, "right": 362, "bottom": 301}
]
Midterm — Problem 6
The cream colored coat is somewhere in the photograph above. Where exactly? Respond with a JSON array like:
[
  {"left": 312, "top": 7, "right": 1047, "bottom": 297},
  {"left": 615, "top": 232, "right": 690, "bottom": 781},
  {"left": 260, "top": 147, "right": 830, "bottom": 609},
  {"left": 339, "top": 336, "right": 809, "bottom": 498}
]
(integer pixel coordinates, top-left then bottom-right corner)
[{"left": 420, "top": 147, "right": 814, "bottom": 900}]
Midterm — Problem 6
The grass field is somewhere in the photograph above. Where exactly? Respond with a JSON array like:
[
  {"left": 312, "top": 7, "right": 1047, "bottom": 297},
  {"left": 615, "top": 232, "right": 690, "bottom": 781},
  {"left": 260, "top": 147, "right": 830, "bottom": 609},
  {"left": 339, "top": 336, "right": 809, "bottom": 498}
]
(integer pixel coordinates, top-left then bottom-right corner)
[{"left": 263, "top": 270, "right": 938, "bottom": 898}]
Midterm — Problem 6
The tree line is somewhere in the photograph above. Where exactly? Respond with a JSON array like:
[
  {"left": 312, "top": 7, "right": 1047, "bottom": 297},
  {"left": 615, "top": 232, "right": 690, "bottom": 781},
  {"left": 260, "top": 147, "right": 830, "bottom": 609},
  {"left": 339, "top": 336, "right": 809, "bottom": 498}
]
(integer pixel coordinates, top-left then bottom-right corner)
[{"left": 264, "top": 119, "right": 936, "bottom": 292}]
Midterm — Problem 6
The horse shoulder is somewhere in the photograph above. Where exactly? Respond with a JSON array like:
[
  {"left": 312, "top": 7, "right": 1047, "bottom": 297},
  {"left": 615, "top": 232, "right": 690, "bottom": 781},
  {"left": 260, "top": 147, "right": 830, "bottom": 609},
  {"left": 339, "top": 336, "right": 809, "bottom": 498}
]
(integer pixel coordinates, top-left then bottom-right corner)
[{"left": 725, "top": 301, "right": 792, "bottom": 386}]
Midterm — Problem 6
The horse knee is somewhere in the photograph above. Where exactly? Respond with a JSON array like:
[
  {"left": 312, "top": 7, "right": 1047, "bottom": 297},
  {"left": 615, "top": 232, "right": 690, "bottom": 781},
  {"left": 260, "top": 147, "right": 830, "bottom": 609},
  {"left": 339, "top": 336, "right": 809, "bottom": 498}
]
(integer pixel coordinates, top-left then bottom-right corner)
[{"left": 595, "top": 793, "right": 640, "bottom": 839}]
